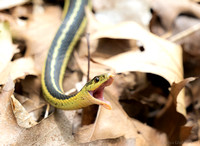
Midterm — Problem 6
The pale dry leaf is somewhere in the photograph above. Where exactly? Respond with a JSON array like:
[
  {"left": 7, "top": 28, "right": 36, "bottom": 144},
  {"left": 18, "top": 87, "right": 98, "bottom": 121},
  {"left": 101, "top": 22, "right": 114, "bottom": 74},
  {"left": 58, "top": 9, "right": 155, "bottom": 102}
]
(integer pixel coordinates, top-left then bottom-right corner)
[
  {"left": 150, "top": 0, "right": 200, "bottom": 29},
  {"left": 10, "top": 95, "right": 38, "bottom": 128},
  {"left": 1, "top": 98, "right": 77, "bottom": 145},
  {"left": 155, "top": 77, "right": 197, "bottom": 143},
  {"left": 75, "top": 51, "right": 113, "bottom": 78},
  {"left": 0, "top": 78, "right": 23, "bottom": 145},
  {"left": 15, "top": 110, "right": 77, "bottom": 145},
  {"left": 20, "top": 75, "right": 46, "bottom": 121},
  {"left": 75, "top": 10, "right": 188, "bottom": 144},
  {"left": 183, "top": 141, "right": 200, "bottom": 146},
  {"left": 0, "top": 57, "right": 38, "bottom": 84},
  {"left": 88, "top": 20, "right": 186, "bottom": 118},
  {"left": 91, "top": 21, "right": 183, "bottom": 85},
  {"left": 0, "top": 0, "right": 29, "bottom": 10},
  {"left": 0, "top": 21, "right": 16, "bottom": 76},
  {"left": 76, "top": 89, "right": 168, "bottom": 145},
  {"left": 93, "top": 0, "right": 151, "bottom": 28},
  {"left": 0, "top": 78, "right": 77, "bottom": 145},
  {"left": 10, "top": 57, "right": 38, "bottom": 80},
  {"left": 10, "top": 5, "right": 62, "bottom": 72},
  {"left": 14, "top": 93, "right": 45, "bottom": 122}
]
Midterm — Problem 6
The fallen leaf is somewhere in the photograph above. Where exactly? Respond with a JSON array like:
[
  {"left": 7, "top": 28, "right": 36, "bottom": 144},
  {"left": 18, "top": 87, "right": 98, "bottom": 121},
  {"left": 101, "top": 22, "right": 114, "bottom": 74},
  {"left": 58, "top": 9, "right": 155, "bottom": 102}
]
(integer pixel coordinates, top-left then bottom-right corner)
[
  {"left": 93, "top": 0, "right": 151, "bottom": 28},
  {"left": 10, "top": 95, "right": 38, "bottom": 128},
  {"left": 74, "top": 10, "right": 195, "bottom": 145},
  {"left": 0, "top": 78, "right": 22, "bottom": 144},
  {"left": 76, "top": 89, "right": 168, "bottom": 145},
  {"left": 15, "top": 110, "right": 77, "bottom": 145},
  {"left": 150, "top": 0, "right": 200, "bottom": 29},
  {"left": 86, "top": 13, "right": 185, "bottom": 113},
  {"left": 155, "top": 77, "right": 197, "bottom": 143},
  {"left": 84, "top": 11, "right": 183, "bottom": 85},
  {"left": 0, "top": 57, "right": 38, "bottom": 84},
  {"left": 183, "top": 140, "right": 200, "bottom": 146},
  {"left": 0, "top": 77, "right": 77, "bottom": 145},
  {"left": 0, "top": 0, "right": 29, "bottom": 10},
  {"left": 10, "top": 5, "right": 62, "bottom": 72},
  {"left": 0, "top": 21, "right": 16, "bottom": 78}
]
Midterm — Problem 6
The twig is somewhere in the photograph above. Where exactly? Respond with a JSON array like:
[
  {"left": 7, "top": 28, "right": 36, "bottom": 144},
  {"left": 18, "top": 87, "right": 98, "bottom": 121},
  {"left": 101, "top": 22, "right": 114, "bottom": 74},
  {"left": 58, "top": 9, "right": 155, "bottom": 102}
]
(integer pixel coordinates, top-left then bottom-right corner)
[
  {"left": 169, "top": 23, "right": 200, "bottom": 42},
  {"left": 86, "top": 33, "right": 90, "bottom": 81},
  {"left": 44, "top": 103, "right": 50, "bottom": 118},
  {"left": 82, "top": 33, "right": 99, "bottom": 126}
]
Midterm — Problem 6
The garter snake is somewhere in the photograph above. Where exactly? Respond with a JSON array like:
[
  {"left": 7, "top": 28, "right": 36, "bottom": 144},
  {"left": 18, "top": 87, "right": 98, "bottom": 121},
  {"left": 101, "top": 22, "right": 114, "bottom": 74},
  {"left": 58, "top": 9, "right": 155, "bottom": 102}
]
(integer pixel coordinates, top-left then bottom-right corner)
[{"left": 41, "top": 0, "right": 113, "bottom": 110}]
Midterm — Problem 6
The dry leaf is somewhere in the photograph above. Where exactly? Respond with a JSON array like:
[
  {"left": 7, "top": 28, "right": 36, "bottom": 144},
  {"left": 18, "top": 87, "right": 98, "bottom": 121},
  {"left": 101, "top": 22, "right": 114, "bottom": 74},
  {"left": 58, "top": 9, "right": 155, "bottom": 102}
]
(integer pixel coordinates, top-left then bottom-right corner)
[
  {"left": 93, "top": 0, "right": 151, "bottom": 28},
  {"left": 0, "top": 21, "right": 16, "bottom": 78},
  {"left": 76, "top": 89, "right": 168, "bottom": 145},
  {"left": 183, "top": 140, "right": 200, "bottom": 146},
  {"left": 87, "top": 13, "right": 185, "bottom": 114},
  {"left": 0, "top": 57, "right": 38, "bottom": 84},
  {"left": 85, "top": 12, "right": 183, "bottom": 84},
  {"left": 0, "top": 78, "right": 77, "bottom": 145},
  {"left": 10, "top": 5, "right": 62, "bottom": 72},
  {"left": 74, "top": 10, "right": 195, "bottom": 144},
  {"left": 150, "top": 0, "right": 200, "bottom": 29},
  {"left": 0, "top": 0, "right": 29, "bottom": 10},
  {"left": 0, "top": 0, "right": 199, "bottom": 145},
  {"left": 155, "top": 77, "right": 196, "bottom": 143},
  {"left": 10, "top": 95, "right": 38, "bottom": 128},
  {"left": 14, "top": 110, "right": 77, "bottom": 145},
  {"left": 0, "top": 21, "right": 37, "bottom": 84},
  {"left": 0, "top": 78, "right": 22, "bottom": 144}
]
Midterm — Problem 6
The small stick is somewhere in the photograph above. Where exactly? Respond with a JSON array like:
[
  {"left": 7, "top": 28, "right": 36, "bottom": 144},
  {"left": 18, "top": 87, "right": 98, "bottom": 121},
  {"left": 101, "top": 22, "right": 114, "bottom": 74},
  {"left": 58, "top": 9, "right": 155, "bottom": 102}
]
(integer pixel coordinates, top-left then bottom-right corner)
[
  {"left": 82, "top": 33, "right": 98, "bottom": 126},
  {"left": 44, "top": 103, "right": 50, "bottom": 118},
  {"left": 86, "top": 33, "right": 90, "bottom": 81},
  {"left": 169, "top": 23, "right": 200, "bottom": 42}
]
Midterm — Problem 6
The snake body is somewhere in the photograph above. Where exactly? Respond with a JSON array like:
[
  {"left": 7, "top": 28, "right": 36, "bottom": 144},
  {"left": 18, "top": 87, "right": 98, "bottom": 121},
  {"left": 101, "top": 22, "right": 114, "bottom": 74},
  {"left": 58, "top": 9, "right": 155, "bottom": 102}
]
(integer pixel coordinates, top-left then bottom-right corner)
[{"left": 41, "top": 0, "right": 113, "bottom": 110}]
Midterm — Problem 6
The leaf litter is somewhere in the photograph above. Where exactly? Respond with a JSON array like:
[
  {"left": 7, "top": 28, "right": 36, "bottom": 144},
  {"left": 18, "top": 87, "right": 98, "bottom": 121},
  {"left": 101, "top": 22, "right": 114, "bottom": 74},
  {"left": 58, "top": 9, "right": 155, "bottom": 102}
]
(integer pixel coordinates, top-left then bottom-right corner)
[{"left": 0, "top": 0, "right": 200, "bottom": 145}]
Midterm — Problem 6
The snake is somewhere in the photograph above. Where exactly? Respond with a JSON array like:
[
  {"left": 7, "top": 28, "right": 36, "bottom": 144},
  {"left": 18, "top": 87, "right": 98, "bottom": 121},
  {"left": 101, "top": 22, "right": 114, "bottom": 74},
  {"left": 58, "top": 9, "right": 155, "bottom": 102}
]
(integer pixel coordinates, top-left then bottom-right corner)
[{"left": 41, "top": 0, "right": 113, "bottom": 110}]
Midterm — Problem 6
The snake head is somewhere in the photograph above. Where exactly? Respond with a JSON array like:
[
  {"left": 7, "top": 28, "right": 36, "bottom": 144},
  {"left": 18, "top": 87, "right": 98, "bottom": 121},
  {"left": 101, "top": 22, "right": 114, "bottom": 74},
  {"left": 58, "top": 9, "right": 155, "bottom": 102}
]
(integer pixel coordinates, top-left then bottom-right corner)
[{"left": 83, "top": 73, "right": 114, "bottom": 110}]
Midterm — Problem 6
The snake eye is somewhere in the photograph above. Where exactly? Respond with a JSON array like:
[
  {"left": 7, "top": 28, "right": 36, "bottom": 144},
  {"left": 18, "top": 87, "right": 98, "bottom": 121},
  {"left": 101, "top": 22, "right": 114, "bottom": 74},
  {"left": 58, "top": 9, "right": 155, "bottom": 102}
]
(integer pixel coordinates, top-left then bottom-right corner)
[{"left": 94, "top": 77, "right": 99, "bottom": 83}]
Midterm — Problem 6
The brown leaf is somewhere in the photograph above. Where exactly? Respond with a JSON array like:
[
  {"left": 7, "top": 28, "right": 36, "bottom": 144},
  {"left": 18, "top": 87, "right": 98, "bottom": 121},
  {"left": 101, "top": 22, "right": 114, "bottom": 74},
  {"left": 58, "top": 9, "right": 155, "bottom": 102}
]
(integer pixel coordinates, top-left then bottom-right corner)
[
  {"left": 76, "top": 89, "right": 168, "bottom": 145},
  {"left": 150, "top": 0, "right": 200, "bottom": 29},
  {"left": 15, "top": 110, "right": 77, "bottom": 145},
  {"left": 0, "top": 21, "right": 17, "bottom": 79},
  {"left": 0, "top": 0, "right": 29, "bottom": 10},
  {"left": 183, "top": 140, "right": 200, "bottom": 146},
  {"left": 86, "top": 14, "right": 183, "bottom": 84},
  {"left": 10, "top": 95, "right": 38, "bottom": 128},
  {"left": 0, "top": 57, "right": 38, "bottom": 84},
  {"left": 0, "top": 78, "right": 22, "bottom": 144},
  {"left": 10, "top": 5, "right": 62, "bottom": 72},
  {"left": 87, "top": 15, "right": 187, "bottom": 116},
  {"left": 0, "top": 78, "right": 77, "bottom": 145},
  {"left": 93, "top": 0, "right": 151, "bottom": 28},
  {"left": 155, "top": 77, "right": 197, "bottom": 144}
]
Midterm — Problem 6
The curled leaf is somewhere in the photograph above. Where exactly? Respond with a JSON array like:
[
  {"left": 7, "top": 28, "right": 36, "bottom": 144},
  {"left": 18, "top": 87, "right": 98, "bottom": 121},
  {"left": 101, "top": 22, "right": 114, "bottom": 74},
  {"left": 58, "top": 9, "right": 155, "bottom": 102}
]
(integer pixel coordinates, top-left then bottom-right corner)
[{"left": 10, "top": 95, "right": 38, "bottom": 128}]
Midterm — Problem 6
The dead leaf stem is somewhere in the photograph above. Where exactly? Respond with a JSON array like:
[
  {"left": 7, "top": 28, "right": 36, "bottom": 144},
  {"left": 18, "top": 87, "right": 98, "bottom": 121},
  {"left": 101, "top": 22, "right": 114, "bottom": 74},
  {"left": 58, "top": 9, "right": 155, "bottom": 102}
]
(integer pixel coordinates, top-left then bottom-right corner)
[
  {"left": 44, "top": 103, "right": 50, "bottom": 118},
  {"left": 86, "top": 33, "right": 90, "bottom": 82},
  {"left": 169, "top": 23, "right": 200, "bottom": 42}
]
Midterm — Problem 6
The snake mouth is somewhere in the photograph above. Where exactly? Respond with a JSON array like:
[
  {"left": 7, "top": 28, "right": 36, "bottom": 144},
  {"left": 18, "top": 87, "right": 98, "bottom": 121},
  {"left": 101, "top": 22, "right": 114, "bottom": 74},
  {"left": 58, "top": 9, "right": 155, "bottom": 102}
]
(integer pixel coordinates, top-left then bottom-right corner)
[{"left": 89, "top": 74, "right": 114, "bottom": 110}]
